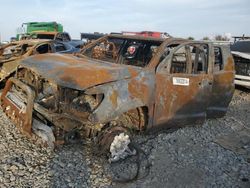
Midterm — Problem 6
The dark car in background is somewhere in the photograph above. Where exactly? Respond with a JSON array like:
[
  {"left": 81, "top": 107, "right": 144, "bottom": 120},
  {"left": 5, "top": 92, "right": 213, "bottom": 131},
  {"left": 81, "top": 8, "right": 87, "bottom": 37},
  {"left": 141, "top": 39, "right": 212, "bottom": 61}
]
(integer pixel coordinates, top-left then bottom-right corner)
[{"left": 26, "top": 31, "right": 85, "bottom": 49}]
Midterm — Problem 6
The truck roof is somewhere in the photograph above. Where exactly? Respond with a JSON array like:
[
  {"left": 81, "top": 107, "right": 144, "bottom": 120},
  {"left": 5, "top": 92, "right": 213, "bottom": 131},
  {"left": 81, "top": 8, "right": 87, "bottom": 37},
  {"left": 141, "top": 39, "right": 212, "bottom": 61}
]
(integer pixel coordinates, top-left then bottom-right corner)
[{"left": 108, "top": 34, "right": 167, "bottom": 42}]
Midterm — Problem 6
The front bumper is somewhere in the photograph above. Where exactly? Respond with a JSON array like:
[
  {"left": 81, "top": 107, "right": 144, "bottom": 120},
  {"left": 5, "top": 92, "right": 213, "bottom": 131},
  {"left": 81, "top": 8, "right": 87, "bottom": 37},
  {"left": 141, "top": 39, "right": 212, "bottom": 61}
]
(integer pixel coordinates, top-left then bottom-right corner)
[{"left": 1, "top": 77, "right": 98, "bottom": 141}]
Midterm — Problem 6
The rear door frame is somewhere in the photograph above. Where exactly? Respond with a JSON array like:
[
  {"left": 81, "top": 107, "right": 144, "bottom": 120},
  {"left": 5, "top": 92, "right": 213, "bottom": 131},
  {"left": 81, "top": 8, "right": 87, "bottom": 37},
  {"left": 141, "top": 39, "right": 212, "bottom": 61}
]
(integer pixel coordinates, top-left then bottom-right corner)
[
  {"left": 207, "top": 45, "right": 235, "bottom": 118},
  {"left": 153, "top": 42, "right": 214, "bottom": 127}
]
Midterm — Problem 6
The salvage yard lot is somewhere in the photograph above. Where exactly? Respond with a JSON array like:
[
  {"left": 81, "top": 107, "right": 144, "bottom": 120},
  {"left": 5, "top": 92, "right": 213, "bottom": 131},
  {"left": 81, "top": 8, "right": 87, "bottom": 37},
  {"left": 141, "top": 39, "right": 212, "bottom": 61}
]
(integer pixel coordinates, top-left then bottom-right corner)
[{"left": 0, "top": 89, "right": 250, "bottom": 188}]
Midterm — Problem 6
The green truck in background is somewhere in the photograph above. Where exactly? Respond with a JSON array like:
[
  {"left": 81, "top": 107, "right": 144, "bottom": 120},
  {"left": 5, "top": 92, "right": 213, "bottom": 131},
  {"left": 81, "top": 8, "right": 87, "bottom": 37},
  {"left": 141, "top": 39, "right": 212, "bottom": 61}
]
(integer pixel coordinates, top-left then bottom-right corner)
[
  {"left": 13, "top": 22, "right": 84, "bottom": 48},
  {"left": 16, "top": 22, "right": 63, "bottom": 40}
]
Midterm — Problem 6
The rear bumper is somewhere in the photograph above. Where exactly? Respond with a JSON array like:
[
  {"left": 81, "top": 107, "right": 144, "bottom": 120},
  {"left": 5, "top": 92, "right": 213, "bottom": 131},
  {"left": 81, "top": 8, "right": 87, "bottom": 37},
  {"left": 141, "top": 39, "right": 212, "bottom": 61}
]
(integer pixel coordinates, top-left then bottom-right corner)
[
  {"left": 1, "top": 78, "right": 35, "bottom": 136},
  {"left": 235, "top": 75, "right": 250, "bottom": 87}
]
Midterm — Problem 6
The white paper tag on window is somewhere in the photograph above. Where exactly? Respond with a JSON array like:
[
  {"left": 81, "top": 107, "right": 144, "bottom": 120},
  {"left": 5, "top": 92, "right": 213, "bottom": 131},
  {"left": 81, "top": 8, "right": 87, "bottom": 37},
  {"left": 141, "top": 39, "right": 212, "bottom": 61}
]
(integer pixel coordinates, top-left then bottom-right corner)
[{"left": 173, "top": 77, "right": 189, "bottom": 86}]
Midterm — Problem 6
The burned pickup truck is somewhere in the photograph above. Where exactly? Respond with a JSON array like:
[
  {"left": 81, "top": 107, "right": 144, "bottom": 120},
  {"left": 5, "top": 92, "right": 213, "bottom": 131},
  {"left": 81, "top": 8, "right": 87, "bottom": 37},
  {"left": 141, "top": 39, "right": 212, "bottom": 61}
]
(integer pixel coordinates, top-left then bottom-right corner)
[{"left": 1, "top": 35, "right": 234, "bottom": 158}]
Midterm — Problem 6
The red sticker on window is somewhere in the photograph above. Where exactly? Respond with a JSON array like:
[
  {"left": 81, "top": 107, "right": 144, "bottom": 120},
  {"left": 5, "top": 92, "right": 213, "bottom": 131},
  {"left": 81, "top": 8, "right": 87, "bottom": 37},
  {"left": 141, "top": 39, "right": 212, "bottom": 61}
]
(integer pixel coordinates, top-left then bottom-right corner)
[{"left": 127, "top": 46, "right": 136, "bottom": 55}]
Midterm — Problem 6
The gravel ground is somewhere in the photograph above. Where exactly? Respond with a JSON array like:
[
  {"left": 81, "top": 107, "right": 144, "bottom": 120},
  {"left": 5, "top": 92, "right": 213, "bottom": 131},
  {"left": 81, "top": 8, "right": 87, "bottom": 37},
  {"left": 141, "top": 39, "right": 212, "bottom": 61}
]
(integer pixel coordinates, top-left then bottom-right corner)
[{"left": 0, "top": 89, "right": 249, "bottom": 188}]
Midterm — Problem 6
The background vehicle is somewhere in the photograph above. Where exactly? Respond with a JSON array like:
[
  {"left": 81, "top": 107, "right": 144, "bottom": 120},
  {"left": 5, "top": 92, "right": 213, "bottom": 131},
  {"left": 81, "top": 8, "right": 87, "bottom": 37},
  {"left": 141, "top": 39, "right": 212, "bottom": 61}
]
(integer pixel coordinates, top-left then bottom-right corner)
[
  {"left": 121, "top": 31, "right": 172, "bottom": 38},
  {"left": 231, "top": 38, "right": 250, "bottom": 88},
  {"left": 31, "top": 31, "right": 84, "bottom": 49},
  {"left": 15, "top": 22, "right": 84, "bottom": 48},
  {"left": 27, "top": 31, "right": 71, "bottom": 41},
  {"left": 0, "top": 39, "right": 79, "bottom": 83},
  {"left": 80, "top": 31, "right": 171, "bottom": 46},
  {"left": 16, "top": 22, "right": 63, "bottom": 40},
  {"left": 81, "top": 32, "right": 106, "bottom": 43}
]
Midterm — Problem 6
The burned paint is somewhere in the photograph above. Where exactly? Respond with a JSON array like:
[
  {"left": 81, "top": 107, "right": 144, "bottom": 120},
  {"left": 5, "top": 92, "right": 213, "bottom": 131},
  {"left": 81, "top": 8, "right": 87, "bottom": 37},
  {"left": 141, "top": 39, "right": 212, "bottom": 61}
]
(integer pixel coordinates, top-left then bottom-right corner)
[
  {"left": 1, "top": 78, "right": 35, "bottom": 137},
  {"left": 109, "top": 90, "right": 118, "bottom": 108},
  {"left": 128, "top": 76, "right": 150, "bottom": 102},
  {"left": 1, "top": 35, "right": 235, "bottom": 145},
  {"left": 22, "top": 54, "right": 141, "bottom": 90}
]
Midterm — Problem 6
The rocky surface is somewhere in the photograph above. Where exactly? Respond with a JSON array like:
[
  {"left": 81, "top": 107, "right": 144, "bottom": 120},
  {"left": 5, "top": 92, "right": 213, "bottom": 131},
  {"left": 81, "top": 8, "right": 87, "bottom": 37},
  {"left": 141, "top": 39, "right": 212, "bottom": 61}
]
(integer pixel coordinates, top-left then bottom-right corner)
[{"left": 0, "top": 89, "right": 249, "bottom": 188}]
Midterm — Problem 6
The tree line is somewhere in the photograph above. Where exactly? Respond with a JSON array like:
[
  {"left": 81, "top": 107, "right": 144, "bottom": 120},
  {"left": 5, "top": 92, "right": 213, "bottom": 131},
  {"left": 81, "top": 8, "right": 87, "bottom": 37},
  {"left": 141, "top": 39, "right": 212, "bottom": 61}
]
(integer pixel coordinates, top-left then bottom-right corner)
[{"left": 187, "top": 35, "right": 230, "bottom": 41}]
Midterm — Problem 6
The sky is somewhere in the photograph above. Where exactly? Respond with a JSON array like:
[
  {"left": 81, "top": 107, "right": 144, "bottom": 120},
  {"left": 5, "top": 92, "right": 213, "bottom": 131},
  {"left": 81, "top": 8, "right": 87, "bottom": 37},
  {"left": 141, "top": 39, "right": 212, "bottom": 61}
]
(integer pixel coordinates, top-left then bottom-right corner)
[{"left": 0, "top": 0, "right": 249, "bottom": 41}]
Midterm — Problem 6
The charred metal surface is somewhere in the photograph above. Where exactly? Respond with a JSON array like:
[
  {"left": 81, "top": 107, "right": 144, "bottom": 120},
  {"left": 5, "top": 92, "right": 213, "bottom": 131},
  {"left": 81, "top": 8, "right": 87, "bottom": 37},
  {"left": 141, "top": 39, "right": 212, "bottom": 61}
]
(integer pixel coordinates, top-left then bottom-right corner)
[
  {"left": 1, "top": 77, "right": 35, "bottom": 136},
  {"left": 1, "top": 34, "right": 235, "bottom": 144}
]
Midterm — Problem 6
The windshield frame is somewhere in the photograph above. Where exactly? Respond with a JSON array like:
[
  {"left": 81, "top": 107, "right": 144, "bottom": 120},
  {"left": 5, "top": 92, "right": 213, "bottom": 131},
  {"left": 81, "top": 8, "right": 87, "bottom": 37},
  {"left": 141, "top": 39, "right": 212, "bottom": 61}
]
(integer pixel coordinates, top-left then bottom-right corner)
[{"left": 79, "top": 35, "right": 164, "bottom": 68}]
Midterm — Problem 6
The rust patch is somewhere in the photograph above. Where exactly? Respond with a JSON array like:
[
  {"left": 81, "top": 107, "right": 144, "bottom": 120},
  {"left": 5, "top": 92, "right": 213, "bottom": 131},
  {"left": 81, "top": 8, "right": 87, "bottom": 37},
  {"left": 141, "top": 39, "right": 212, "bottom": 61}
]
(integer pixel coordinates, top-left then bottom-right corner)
[
  {"left": 109, "top": 90, "right": 118, "bottom": 108},
  {"left": 127, "top": 67, "right": 139, "bottom": 78},
  {"left": 128, "top": 78, "right": 149, "bottom": 102},
  {"left": 224, "top": 56, "right": 235, "bottom": 71},
  {"left": 1, "top": 78, "right": 35, "bottom": 137},
  {"left": 60, "top": 66, "right": 114, "bottom": 89}
]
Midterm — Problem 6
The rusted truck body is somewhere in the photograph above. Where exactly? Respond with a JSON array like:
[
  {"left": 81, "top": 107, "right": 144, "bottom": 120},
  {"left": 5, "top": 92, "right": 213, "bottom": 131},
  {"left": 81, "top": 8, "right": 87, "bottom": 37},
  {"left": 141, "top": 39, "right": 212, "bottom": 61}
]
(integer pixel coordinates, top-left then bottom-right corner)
[
  {"left": 0, "top": 39, "right": 79, "bottom": 83},
  {"left": 1, "top": 35, "right": 235, "bottom": 146}
]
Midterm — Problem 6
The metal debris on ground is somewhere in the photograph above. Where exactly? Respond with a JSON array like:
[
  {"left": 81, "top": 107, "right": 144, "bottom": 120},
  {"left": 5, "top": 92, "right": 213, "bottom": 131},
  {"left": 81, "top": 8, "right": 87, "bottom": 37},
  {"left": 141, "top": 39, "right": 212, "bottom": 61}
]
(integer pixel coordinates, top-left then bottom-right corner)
[
  {"left": 109, "top": 133, "right": 136, "bottom": 163},
  {"left": 32, "top": 119, "right": 55, "bottom": 149}
]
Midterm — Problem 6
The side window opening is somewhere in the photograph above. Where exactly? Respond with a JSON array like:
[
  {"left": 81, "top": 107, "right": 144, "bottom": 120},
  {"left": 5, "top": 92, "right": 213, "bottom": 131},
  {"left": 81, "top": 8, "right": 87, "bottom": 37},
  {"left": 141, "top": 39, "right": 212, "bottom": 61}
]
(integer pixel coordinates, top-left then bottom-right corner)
[
  {"left": 56, "top": 34, "right": 63, "bottom": 41},
  {"left": 190, "top": 44, "right": 208, "bottom": 74},
  {"left": 54, "top": 43, "right": 67, "bottom": 52},
  {"left": 83, "top": 38, "right": 124, "bottom": 63},
  {"left": 82, "top": 37, "right": 161, "bottom": 67},
  {"left": 171, "top": 46, "right": 188, "bottom": 74},
  {"left": 159, "top": 44, "right": 179, "bottom": 62},
  {"left": 170, "top": 44, "right": 209, "bottom": 74},
  {"left": 20, "top": 43, "right": 29, "bottom": 55},
  {"left": 36, "top": 44, "right": 51, "bottom": 54},
  {"left": 36, "top": 34, "right": 54, "bottom": 40},
  {"left": 121, "top": 41, "right": 159, "bottom": 67},
  {"left": 63, "top": 34, "right": 71, "bottom": 41},
  {"left": 214, "top": 47, "right": 223, "bottom": 72}
]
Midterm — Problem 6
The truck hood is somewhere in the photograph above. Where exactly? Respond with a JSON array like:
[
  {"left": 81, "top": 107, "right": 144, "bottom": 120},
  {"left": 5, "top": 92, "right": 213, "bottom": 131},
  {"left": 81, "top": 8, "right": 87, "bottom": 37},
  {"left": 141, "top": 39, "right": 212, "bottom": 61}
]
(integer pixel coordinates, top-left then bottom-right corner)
[{"left": 20, "top": 54, "right": 141, "bottom": 90}]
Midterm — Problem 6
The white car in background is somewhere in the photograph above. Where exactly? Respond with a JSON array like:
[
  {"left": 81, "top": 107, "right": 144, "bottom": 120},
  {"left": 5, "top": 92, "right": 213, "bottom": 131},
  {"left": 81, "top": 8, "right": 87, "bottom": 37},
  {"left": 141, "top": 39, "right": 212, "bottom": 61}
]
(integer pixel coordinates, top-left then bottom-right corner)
[{"left": 231, "top": 40, "right": 250, "bottom": 88}]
